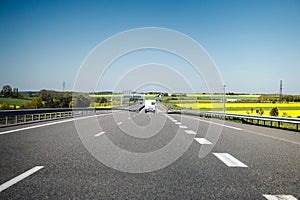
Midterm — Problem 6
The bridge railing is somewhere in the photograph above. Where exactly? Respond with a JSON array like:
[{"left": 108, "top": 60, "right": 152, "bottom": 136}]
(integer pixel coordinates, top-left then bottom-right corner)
[
  {"left": 169, "top": 109, "right": 300, "bottom": 131},
  {"left": 0, "top": 104, "right": 144, "bottom": 127}
]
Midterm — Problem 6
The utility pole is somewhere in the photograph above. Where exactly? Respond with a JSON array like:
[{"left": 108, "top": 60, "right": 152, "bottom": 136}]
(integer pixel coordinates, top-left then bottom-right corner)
[
  {"left": 279, "top": 80, "right": 283, "bottom": 103},
  {"left": 63, "top": 81, "right": 66, "bottom": 93},
  {"left": 223, "top": 85, "right": 226, "bottom": 114}
]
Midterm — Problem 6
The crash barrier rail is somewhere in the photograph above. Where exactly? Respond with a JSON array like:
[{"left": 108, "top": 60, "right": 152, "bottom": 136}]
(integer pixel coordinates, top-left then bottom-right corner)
[
  {"left": 168, "top": 109, "right": 300, "bottom": 131},
  {"left": 0, "top": 104, "right": 144, "bottom": 127}
]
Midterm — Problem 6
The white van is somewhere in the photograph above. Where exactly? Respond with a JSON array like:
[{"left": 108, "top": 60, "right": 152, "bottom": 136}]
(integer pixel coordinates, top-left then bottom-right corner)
[{"left": 144, "top": 100, "right": 156, "bottom": 113}]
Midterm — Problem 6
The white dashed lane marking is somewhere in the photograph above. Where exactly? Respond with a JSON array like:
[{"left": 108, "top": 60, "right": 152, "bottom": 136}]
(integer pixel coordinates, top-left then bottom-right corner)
[
  {"left": 213, "top": 153, "right": 248, "bottom": 168},
  {"left": 0, "top": 166, "right": 44, "bottom": 192},
  {"left": 117, "top": 122, "right": 123, "bottom": 125},
  {"left": 194, "top": 138, "right": 212, "bottom": 145},
  {"left": 179, "top": 125, "right": 188, "bottom": 129},
  {"left": 184, "top": 130, "right": 197, "bottom": 135},
  {"left": 94, "top": 131, "right": 105, "bottom": 137},
  {"left": 263, "top": 195, "right": 297, "bottom": 200},
  {"left": 175, "top": 122, "right": 182, "bottom": 125}
]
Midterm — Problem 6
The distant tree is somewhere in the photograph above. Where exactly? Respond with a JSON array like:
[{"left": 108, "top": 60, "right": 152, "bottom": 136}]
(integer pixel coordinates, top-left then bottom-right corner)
[
  {"left": 12, "top": 88, "right": 19, "bottom": 98},
  {"left": 73, "top": 95, "right": 91, "bottom": 107},
  {"left": 270, "top": 107, "right": 279, "bottom": 116},
  {"left": 1, "top": 85, "right": 12, "bottom": 97},
  {"left": 258, "top": 108, "right": 264, "bottom": 116},
  {"left": 282, "top": 112, "right": 288, "bottom": 117},
  {"left": 30, "top": 97, "right": 43, "bottom": 109},
  {"left": 98, "top": 97, "right": 108, "bottom": 105}
]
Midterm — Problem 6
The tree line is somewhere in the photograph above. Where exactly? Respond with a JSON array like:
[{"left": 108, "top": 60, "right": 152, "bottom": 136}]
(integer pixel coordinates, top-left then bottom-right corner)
[{"left": 0, "top": 84, "right": 110, "bottom": 109}]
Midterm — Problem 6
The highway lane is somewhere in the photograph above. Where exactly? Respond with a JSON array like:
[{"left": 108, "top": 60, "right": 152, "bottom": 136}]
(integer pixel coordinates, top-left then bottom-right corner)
[{"left": 0, "top": 107, "right": 299, "bottom": 199}]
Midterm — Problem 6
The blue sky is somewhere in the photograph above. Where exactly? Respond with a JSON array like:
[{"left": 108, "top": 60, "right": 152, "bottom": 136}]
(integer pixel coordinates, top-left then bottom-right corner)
[{"left": 0, "top": 0, "right": 299, "bottom": 94}]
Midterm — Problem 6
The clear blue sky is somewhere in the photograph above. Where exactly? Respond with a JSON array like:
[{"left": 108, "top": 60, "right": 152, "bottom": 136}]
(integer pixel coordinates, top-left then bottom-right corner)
[{"left": 0, "top": 0, "right": 299, "bottom": 94}]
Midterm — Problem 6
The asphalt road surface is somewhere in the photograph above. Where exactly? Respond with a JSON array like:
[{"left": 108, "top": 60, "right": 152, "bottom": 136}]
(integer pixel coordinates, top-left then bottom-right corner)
[{"left": 0, "top": 105, "right": 299, "bottom": 199}]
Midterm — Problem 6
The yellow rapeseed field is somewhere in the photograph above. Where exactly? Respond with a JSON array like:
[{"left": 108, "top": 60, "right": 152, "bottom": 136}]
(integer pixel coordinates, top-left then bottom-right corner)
[{"left": 175, "top": 102, "right": 300, "bottom": 117}]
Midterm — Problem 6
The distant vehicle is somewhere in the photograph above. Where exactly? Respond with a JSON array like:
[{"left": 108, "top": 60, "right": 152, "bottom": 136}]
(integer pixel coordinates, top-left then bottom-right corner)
[{"left": 144, "top": 100, "right": 156, "bottom": 113}]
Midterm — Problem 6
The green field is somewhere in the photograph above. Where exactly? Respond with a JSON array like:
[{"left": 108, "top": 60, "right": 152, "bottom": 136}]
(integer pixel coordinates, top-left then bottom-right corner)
[{"left": 0, "top": 97, "right": 31, "bottom": 106}]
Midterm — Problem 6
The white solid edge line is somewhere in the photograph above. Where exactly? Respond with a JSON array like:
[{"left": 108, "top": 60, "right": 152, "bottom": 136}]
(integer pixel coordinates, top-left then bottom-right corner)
[
  {"left": 94, "top": 131, "right": 105, "bottom": 137},
  {"left": 194, "top": 138, "right": 212, "bottom": 145},
  {"left": 0, "top": 166, "right": 44, "bottom": 192},
  {"left": 181, "top": 114, "right": 300, "bottom": 145},
  {"left": 213, "top": 153, "right": 248, "bottom": 167},
  {"left": 245, "top": 130, "right": 300, "bottom": 146},
  {"left": 0, "top": 112, "right": 116, "bottom": 135},
  {"left": 263, "top": 195, "right": 298, "bottom": 200},
  {"left": 180, "top": 115, "right": 243, "bottom": 130},
  {"left": 185, "top": 130, "right": 197, "bottom": 135}
]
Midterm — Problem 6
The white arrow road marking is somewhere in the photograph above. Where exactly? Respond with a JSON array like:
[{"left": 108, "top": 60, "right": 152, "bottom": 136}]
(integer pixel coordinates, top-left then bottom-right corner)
[
  {"left": 0, "top": 166, "right": 44, "bottom": 192},
  {"left": 194, "top": 138, "right": 212, "bottom": 145},
  {"left": 213, "top": 153, "right": 248, "bottom": 167},
  {"left": 263, "top": 195, "right": 297, "bottom": 200}
]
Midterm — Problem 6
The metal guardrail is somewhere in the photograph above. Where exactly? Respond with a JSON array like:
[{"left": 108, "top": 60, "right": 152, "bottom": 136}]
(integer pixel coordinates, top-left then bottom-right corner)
[
  {"left": 0, "top": 104, "right": 144, "bottom": 127},
  {"left": 169, "top": 109, "right": 300, "bottom": 131}
]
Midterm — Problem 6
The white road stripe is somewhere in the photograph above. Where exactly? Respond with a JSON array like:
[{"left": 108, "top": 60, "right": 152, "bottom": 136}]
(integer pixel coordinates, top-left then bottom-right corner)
[
  {"left": 185, "top": 130, "right": 197, "bottom": 135},
  {"left": 180, "top": 115, "right": 243, "bottom": 130},
  {"left": 0, "top": 115, "right": 99, "bottom": 135},
  {"left": 0, "top": 166, "right": 44, "bottom": 192},
  {"left": 245, "top": 130, "right": 300, "bottom": 146},
  {"left": 94, "top": 131, "right": 105, "bottom": 137},
  {"left": 181, "top": 114, "right": 300, "bottom": 145},
  {"left": 213, "top": 153, "right": 248, "bottom": 167},
  {"left": 194, "top": 138, "right": 212, "bottom": 145},
  {"left": 117, "top": 122, "right": 123, "bottom": 125},
  {"left": 179, "top": 125, "right": 188, "bottom": 129},
  {"left": 175, "top": 122, "right": 182, "bottom": 125},
  {"left": 263, "top": 195, "right": 297, "bottom": 200},
  {"left": 0, "top": 111, "right": 124, "bottom": 136},
  {"left": 222, "top": 124, "right": 243, "bottom": 130},
  {"left": 172, "top": 120, "right": 177, "bottom": 122},
  {"left": 128, "top": 117, "right": 131, "bottom": 120}
]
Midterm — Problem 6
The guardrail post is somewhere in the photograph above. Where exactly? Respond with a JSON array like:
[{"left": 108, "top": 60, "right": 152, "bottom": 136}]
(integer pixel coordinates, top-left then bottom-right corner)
[
  {"left": 24, "top": 115, "right": 26, "bottom": 122},
  {"left": 32, "top": 114, "right": 34, "bottom": 121},
  {"left": 278, "top": 121, "right": 280, "bottom": 128},
  {"left": 44, "top": 113, "right": 46, "bottom": 120},
  {"left": 270, "top": 121, "right": 272, "bottom": 127},
  {"left": 5, "top": 116, "right": 8, "bottom": 125},
  {"left": 50, "top": 113, "right": 52, "bottom": 119},
  {"left": 15, "top": 115, "right": 18, "bottom": 124}
]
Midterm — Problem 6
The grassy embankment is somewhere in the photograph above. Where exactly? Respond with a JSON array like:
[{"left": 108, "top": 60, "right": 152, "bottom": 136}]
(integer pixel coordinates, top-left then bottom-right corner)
[{"left": 0, "top": 97, "right": 31, "bottom": 109}]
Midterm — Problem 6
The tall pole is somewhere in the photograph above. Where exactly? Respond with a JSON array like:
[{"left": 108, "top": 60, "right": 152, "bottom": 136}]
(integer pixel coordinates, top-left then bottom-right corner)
[
  {"left": 279, "top": 80, "right": 283, "bottom": 103},
  {"left": 63, "top": 81, "right": 65, "bottom": 93},
  {"left": 223, "top": 85, "right": 226, "bottom": 114}
]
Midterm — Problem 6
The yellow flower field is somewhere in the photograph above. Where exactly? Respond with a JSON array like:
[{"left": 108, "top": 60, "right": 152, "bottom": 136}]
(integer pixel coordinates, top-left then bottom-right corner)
[{"left": 175, "top": 102, "right": 300, "bottom": 117}]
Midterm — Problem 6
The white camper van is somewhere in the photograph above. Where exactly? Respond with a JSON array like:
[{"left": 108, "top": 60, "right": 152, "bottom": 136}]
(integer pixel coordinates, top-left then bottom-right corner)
[{"left": 144, "top": 100, "right": 156, "bottom": 113}]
